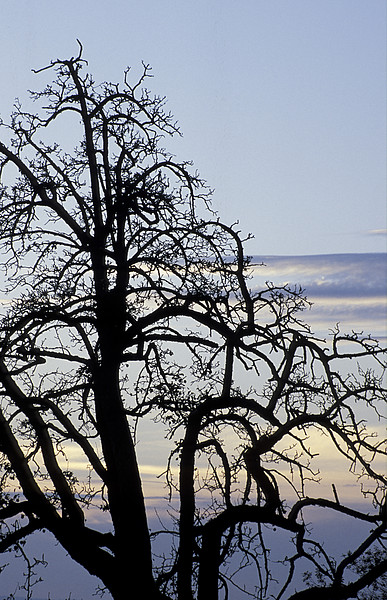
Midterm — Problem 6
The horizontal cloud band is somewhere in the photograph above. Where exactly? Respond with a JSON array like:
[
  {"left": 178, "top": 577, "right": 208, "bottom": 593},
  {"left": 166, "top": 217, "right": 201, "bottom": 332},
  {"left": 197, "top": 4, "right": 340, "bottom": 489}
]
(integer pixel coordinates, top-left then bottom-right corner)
[{"left": 249, "top": 253, "right": 386, "bottom": 338}]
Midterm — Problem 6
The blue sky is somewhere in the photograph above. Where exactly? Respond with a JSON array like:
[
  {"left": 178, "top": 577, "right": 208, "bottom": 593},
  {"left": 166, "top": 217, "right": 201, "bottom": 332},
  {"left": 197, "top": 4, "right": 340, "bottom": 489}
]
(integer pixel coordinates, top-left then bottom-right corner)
[
  {"left": 0, "top": 0, "right": 386, "bottom": 256},
  {"left": 0, "top": 2, "right": 386, "bottom": 599}
]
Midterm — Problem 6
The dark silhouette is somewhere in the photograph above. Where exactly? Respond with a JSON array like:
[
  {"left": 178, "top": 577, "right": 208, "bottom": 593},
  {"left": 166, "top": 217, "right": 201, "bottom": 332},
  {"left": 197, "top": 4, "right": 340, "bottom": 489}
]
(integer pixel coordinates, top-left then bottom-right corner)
[{"left": 0, "top": 43, "right": 385, "bottom": 600}]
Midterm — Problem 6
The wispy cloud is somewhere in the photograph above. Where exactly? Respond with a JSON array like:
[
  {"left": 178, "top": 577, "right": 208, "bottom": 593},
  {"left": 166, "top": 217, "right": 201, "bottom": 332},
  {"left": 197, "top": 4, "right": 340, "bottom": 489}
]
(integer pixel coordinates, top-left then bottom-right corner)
[
  {"left": 248, "top": 253, "right": 387, "bottom": 338},
  {"left": 366, "top": 229, "right": 387, "bottom": 236}
]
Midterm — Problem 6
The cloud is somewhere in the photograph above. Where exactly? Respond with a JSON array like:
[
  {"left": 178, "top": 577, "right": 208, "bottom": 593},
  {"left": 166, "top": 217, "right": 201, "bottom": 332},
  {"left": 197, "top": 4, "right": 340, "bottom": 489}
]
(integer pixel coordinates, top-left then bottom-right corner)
[
  {"left": 248, "top": 253, "right": 386, "bottom": 296},
  {"left": 366, "top": 229, "right": 387, "bottom": 236},
  {"left": 248, "top": 253, "right": 387, "bottom": 337}
]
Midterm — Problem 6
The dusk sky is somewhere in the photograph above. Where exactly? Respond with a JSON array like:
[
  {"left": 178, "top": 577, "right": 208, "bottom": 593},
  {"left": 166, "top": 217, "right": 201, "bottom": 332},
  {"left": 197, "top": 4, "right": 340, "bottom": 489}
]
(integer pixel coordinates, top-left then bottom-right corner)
[
  {"left": 0, "top": 1, "right": 386, "bottom": 257},
  {"left": 0, "top": 1, "right": 386, "bottom": 599}
]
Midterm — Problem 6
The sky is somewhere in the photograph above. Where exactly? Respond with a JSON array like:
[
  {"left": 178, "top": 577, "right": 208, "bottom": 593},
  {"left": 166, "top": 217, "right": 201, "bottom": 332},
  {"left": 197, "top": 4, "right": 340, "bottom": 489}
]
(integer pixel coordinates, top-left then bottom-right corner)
[
  {"left": 0, "top": 253, "right": 385, "bottom": 599},
  {"left": 0, "top": 0, "right": 386, "bottom": 256},
  {"left": 0, "top": 1, "right": 386, "bottom": 598}
]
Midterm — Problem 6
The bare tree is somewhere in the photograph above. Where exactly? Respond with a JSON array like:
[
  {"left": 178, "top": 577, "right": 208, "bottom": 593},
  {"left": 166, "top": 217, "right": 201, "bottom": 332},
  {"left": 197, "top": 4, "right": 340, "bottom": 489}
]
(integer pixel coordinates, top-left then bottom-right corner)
[{"left": 0, "top": 44, "right": 385, "bottom": 600}]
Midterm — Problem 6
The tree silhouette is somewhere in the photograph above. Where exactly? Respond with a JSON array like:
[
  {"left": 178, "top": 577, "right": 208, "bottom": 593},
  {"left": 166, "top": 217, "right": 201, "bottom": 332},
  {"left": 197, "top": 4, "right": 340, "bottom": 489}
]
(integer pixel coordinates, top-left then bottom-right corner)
[{"left": 0, "top": 44, "right": 385, "bottom": 600}]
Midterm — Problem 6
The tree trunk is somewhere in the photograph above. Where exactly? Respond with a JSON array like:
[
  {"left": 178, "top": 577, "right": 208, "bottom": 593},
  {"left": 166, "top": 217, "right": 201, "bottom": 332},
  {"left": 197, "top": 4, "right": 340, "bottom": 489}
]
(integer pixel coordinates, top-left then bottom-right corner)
[
  {"left": 93, "top": 361, "right": 158, "bottom": 598},
  {"left": 177, "top": 412, "right": 201, "bottom": 600},
  {"left": 198, "top": 524, "right": 221, "bottom": 600}
]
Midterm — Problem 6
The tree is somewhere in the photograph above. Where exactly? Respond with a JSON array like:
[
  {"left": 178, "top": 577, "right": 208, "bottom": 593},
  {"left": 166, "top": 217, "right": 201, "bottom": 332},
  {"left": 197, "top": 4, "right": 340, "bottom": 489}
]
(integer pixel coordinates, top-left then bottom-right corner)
[{"left": 0, "top": 44, "right": 385, "bottom": 600}]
